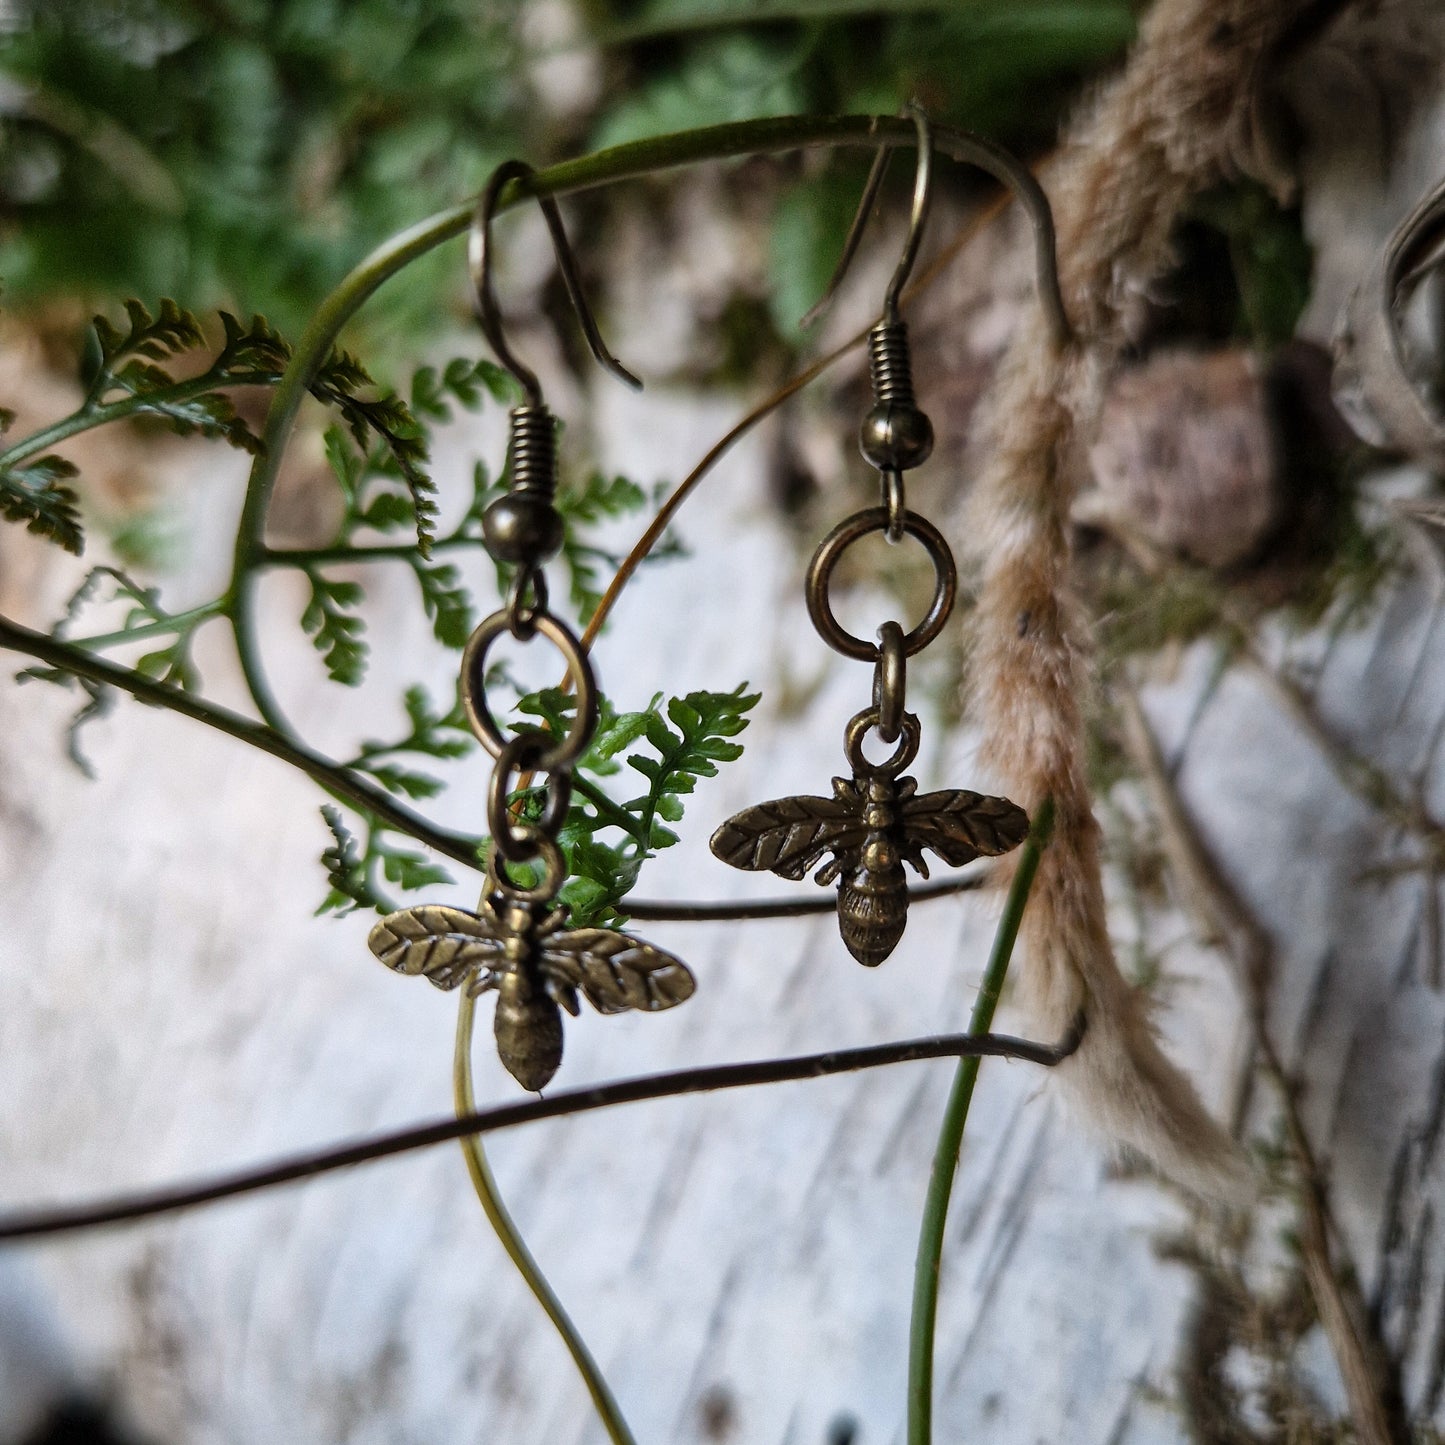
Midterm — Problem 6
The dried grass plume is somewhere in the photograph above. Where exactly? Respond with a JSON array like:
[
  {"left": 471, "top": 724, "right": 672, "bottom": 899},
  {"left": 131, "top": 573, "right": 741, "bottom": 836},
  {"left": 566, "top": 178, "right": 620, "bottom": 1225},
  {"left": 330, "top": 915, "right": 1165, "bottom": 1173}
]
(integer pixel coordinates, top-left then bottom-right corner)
[{"left": 966, "top": 0, "right": 1325, "bottom": 1198}]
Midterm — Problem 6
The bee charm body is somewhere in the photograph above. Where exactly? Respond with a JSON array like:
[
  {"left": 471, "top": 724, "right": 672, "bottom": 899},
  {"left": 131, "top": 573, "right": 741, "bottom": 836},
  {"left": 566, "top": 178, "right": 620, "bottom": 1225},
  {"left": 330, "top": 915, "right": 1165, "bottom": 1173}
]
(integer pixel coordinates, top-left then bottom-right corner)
[
  {"left": 833, "top": 773, "right": 914, "bottom": 965},
  {"left": 711, "top": 711, "right": 1028, "bottom": 965},
  {"left": 368, "top": 893, "right": 695, "bottom": 1090},
  {"left": 492, "top": 967, "right": 566, "bottom": 1094}
]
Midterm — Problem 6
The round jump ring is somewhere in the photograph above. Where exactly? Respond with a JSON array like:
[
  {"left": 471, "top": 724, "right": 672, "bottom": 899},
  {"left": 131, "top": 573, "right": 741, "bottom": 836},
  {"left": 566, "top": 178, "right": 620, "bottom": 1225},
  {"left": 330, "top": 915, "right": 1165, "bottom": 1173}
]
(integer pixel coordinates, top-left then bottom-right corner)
[
  {"left": 487, "top": 733, "right": 574, "bottom": 863},
  {"left": 844, "top": 705, "right": 921, "bottom": 779},
  {"left": 485, "top": 833, "right": 566, "bottom": 905},
  {"left": 805, "top": 507, "right": 956, "bottom": 662},
  {"left": 461, "top": 608, "right": 599, "bottom": 767},
  {"left": 873, "top": 621, "right": 907, "bottom": 744}
]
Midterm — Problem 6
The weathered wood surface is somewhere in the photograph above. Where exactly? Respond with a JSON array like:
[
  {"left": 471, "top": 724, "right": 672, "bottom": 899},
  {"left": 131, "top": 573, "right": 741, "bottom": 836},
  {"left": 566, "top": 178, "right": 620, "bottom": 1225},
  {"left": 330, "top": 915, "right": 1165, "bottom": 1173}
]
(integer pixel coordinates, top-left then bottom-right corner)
[
  {"left": 1, "top": 369, "right": 1441, "bottom": 1444},
  {"left": 6, "top": 29, "right": 1445, "bottom": 1434}
]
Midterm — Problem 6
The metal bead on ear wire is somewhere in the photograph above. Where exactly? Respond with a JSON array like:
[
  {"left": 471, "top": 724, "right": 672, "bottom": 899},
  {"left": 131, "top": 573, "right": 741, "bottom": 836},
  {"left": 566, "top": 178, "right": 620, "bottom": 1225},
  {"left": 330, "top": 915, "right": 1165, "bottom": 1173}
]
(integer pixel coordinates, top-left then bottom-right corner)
[
  {"left": 366, "top": 159, "right": 694, "bottom": 1091},
  {"left": 481, "top": 404, "right": 564, "bottom": 563},
  {"left": 711, "top": 106, "right": 1029, "bottom": 966}
]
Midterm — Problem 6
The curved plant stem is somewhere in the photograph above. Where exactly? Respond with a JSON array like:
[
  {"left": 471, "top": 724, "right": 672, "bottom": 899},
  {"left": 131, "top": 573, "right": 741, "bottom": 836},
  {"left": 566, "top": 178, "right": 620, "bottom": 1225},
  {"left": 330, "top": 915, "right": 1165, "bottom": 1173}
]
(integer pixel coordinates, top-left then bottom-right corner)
[
  {"left": 907, "top": 797, "right": 1055, "bottom": 1445},
  {"left": 0, "top": 613, "right": 482, "bottom": 868},
  {"left": 1, "top": 121, "right": 1057, "bottom": 870},
  {"left": 581, "top": 190, "right": 1011, "bottom": 649},
  {"left": 453, "top": 993, "right": 638, "bottom": 1445},
  {"left": 227, "top": 113, "right": 1065, "bottom": 732}
]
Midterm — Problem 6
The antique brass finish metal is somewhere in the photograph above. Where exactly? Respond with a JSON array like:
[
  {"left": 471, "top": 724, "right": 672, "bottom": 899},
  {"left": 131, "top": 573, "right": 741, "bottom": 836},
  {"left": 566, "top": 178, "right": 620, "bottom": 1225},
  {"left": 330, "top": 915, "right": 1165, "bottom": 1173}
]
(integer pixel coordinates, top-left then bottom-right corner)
[
  {"left": 482, "top": 407, "right": 565, "bottom": 566},
  {"left": 487, "top": 735, "right": 573, "bottom": 862},
  {"left": 460, "top": 609, "right": 599, "bottom": 767},
  {"left": 469, "top": 158, "right": 641, "bottom": 404},
  {"left": 873, "top": 621, "right": 906, "bottom": 744},
  {"left": 711, "top": 709, "right": 1027, "bottom": 966},
  {"left": 368, "top": 155, "right": 697, "bottom": 1091},
  {"left": 467, "top": 156, "right": 643, "bottom": 658},
  {"left": 504, "top": 564, "right": 551, "bottom": 637},
  {"left": 802, "top": 103, "right": 935, "bottom": 331},
  {"left": 843, "top": 703, "right": 920, "bottom": 778},
  {"left": 860, "top": 322, "right": 933, "bottom": 542},
  {"left": 712, "top": 105, "right": 1028, "bottom": 964},
  {"left": 487, "top": 831, "right": 567, "bottom": 903},
  {"left": 804, "top": 106, "right": 939, "bottom": 541},
  {"left": 804, "top": 506, "right": 957, "bottom": 662},
  {"left": 369, "top": 891, "right": 694, "bottom": 1091}
]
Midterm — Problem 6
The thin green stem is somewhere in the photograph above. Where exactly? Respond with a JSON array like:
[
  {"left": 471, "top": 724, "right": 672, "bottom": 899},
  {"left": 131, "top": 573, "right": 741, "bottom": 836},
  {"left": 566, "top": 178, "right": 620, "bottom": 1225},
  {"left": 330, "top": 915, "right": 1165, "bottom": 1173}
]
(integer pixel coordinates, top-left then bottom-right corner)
[
  {"left": 568, "top": 773, "right": 645, "bottom": 839},
  {"left": 65, "top": 601, "right": 225, "bottom": 652},
  {"left": 0, "top": 612, "right": 483, "bottom": 871},
  {"left": 225, "top": 596, "right": 292, "bottom": 734},
  {"left": 225, "top": 112, "right": 1065, "bottom": 735},
  {"left": 453, "top": 993, "right": 638, "bottom": 1445},
  {"left": 260, "top": 535, "right": 480, "bottom": 569},
  {"left": 0, "top": 374, "right": 275, "bottom": 469},
  {"left": 907, "top": 797, "right": 1055, "bottom": 1445}
]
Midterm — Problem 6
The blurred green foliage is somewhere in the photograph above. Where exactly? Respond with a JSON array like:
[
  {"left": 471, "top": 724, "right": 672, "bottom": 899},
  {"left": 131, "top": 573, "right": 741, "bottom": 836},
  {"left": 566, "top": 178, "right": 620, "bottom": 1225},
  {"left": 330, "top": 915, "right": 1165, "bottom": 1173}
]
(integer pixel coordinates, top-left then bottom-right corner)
[
  {"left": 588, "top": 1, "right": 1136, "bottom": 143},
  {"left": 0, "top": 0, "right": 530, "bottom": 338},
  {"left": 591, "top": 0, "right": 1138, "bottom": 337},
  {"left": 0, "top": 0, "right": 1142, "bottom": 358},
  {"left": 0, "top": 2, "right": 1315, "bottom": 374},
  {"left": 1189, "top": 181, "right": 1314, "bottom": 348}
]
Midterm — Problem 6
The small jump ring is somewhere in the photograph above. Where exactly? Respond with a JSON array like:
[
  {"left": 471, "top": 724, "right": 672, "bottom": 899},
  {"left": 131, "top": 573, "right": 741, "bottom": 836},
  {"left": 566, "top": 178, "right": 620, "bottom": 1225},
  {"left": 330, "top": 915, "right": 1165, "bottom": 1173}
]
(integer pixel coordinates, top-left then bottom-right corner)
[
  {"left": 843, "top": 705, "right": 921, "bottom": 779},
  {"left": 484, "top": 834, "right": 566, "bottom": 905},
  {"left": 882, "top": 470, "right": 906, "bottom": 543},
  {"left": 461, "top": 608, "right": 599, "bottom": 767},
  {"left": 487, "top": 733, "right": 574, "bottom": 863},
  {"left": 506, "top": 566, "right": 549, "bottom": 640},
  {"left": 873, "top": 621, "right": 907, "bottom": 744},
  {"left": 805, "top": 506, "right": 957, "bottom": 662}
]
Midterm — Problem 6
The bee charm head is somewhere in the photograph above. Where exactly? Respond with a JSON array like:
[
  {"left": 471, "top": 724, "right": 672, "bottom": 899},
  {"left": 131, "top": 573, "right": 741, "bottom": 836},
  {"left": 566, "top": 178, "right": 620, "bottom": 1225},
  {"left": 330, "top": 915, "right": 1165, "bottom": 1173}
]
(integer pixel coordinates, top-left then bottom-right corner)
[{"left": 710, "top": 707, "right": 1028, "bottom": 966}]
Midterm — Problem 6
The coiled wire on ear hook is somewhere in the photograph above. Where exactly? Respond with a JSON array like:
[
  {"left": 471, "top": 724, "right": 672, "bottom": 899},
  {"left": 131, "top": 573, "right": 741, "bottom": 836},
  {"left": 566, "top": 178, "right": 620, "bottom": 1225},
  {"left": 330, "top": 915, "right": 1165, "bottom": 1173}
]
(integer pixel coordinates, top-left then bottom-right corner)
[
  {"left": 467, "top": 159, "right": 642, "bottom": 611},
  {"left": 804, "top": 105, "right": 938, "bottom": 543}
]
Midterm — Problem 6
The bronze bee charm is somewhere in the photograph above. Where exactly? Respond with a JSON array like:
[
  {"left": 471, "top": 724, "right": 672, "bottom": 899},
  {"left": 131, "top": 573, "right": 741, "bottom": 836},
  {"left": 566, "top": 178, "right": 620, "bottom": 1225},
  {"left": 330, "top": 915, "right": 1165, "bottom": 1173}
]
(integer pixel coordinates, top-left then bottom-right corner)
[
  {"left": 710, "top": 710, "right": 1028, "bottom": 965},
  {"left": 369, "top": 892, "right": 695, "bottom": 1091}
]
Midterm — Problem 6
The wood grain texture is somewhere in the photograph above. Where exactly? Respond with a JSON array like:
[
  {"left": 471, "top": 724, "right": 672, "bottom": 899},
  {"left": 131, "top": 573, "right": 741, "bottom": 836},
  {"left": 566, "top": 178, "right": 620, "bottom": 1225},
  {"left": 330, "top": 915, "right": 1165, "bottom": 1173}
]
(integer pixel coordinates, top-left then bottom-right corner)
[
  {"left": 0, "top": 393, "right": 1232, "bottom": 1444},
  {"left": 6, "top": 53, "right": 1445, "bottom": 1427}
]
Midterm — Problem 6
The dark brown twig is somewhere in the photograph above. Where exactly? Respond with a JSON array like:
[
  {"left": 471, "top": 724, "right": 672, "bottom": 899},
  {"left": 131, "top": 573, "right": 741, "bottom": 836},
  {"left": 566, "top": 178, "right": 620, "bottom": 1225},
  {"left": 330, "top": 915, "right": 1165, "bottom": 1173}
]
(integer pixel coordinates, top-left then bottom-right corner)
[
  {"left": 0, "top": 1021, "right": 1083, "bottom": 1243},
  {"left": 622, "top": 870, "right": 986, "bottom": 921},
  {"left": 0, "top": 612, "right": 482, "bottom": 867}
]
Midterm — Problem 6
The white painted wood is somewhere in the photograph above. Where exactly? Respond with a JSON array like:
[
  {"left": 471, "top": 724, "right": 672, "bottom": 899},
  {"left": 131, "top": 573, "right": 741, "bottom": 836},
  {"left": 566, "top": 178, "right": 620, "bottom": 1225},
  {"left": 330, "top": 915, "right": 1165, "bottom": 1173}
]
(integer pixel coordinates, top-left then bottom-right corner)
[
  {"left": 6, "top": 54, "right": 1445, "bottom": 1429},
  {"left": 0, "top": 388, "right": 1242, "bottom": 1445}
]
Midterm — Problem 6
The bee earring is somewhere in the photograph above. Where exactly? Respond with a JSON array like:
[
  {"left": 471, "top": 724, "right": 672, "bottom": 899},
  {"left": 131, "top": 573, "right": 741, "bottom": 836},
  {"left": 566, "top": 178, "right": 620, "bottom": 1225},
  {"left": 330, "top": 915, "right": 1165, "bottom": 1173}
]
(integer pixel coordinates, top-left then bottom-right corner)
[
  {"left": 711, "top": 108, "right": 1029, "bottom": 965},
  {"left": 368, "top": 161, "right": 694, "bottom": 1090}
]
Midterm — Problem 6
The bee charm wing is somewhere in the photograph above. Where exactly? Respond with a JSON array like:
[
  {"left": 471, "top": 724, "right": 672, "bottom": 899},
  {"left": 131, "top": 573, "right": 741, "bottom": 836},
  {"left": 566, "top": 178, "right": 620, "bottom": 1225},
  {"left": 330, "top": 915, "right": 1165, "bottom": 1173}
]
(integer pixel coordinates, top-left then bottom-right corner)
[
  {"left": 540, "top": 929, "right": 696, "bottom": 1015},
  {"left": 710, "top": 794, "right": 866, "bottom": 881},
  {"left": 368, "top": 905, "right": 507, "bottom": 993},
  {"left": 901, "top": 790, "right": 1030, "bottom": 868}
]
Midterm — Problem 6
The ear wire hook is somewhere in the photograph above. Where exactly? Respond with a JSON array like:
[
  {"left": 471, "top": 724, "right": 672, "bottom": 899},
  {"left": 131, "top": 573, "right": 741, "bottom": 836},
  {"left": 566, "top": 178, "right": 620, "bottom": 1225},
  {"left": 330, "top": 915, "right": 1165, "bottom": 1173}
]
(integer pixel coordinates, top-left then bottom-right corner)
[
  {"left": 468, "top": 158, "right": 642, "bottom": 403},
  {"left": 803, "top": 106, "right": 937, "bottom": 542},
  {"left": 801, "top": 103, "right": 934, "bottom": 331}
]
